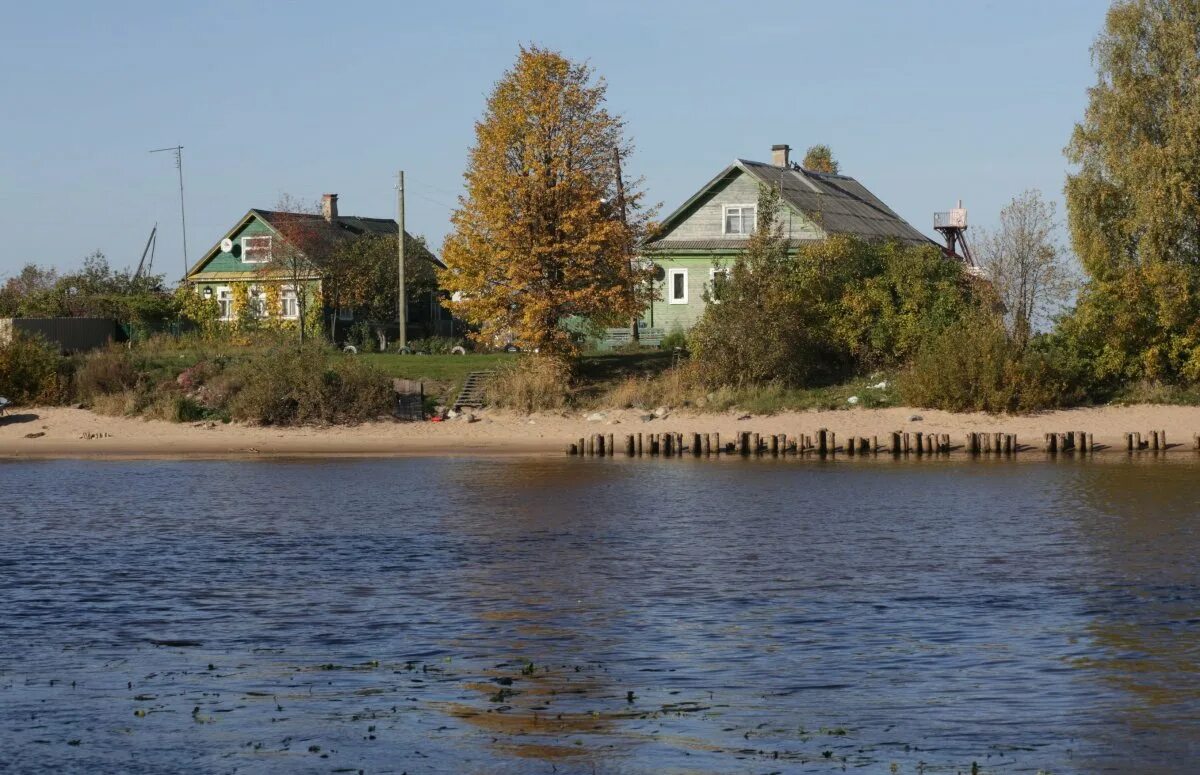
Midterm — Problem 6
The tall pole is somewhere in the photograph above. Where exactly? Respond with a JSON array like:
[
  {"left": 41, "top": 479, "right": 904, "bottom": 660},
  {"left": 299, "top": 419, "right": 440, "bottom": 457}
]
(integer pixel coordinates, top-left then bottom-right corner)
[
  {"left": 150, "top": 145, "right": 188, "bottom": 279},
  {"left": 397, "top": 170, "right": 407, "bottom": 349}
]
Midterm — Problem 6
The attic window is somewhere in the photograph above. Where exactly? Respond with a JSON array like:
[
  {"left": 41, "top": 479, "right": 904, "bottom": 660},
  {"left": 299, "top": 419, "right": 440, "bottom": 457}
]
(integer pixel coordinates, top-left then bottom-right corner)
[
  {"left": 723, "top": 205, "right": 756, "bottom": 236},
  {"left": 242, "top": 235, "right": 272, "bottom": 263}
]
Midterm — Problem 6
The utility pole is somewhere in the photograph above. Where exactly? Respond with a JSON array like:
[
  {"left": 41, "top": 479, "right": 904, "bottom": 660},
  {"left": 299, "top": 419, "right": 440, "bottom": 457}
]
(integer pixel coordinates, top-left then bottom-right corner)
[
  {"left": 396, "top": 170, "right": 407, "bottom": 349},
  {"left": 150, "top": 145, "right": 188, "bottom": 279}
]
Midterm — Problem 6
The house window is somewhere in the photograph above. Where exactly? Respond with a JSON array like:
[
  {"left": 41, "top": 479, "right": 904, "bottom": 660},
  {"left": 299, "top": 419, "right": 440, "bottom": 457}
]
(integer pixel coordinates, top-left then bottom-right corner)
[
  {"left": 248, "top": 286, "right": 266, "bottom": 318},
  {"left": 668, "top": 268, "right": 688, "bottom": 304},
  {"left": 242, "top": 235, "right": 272, "bottom": 263},
  {"left": 337, "top": 307, "right": 354, "bottom": 321},
  {"left": 723, "top": 204, "right": 757, "bottom": 235},
  {"left": 709, "top": 267, "right": 729, "bottom": 302},
  {"left": 216, "top": 286, "right": 233, "bottom": 320},
  {"left": 280, "top": 286, "right": 299, "bottom": 319}
]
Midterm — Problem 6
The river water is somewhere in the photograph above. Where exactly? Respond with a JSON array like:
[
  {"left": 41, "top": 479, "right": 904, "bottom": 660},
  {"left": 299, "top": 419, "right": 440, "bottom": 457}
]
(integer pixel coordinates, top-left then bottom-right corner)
[{"left": 0, "top": 456, "right": 1197, "bottom": 774}]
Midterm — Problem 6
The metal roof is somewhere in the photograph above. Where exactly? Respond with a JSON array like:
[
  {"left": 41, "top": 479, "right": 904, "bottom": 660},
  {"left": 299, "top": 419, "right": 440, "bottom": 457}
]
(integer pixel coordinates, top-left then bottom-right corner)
[{"left": 647, "top": 159, "right": 932, "bottom": 249}]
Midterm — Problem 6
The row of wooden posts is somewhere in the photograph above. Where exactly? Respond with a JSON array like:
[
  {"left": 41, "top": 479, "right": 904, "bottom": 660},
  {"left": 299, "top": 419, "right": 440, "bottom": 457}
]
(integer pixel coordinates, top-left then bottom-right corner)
[
  {"left": 567, "top": 429, "right": 1019, "bottom": 458},
  {"left": 567, "top": 428, "right": 1200, "bottom": 457}
]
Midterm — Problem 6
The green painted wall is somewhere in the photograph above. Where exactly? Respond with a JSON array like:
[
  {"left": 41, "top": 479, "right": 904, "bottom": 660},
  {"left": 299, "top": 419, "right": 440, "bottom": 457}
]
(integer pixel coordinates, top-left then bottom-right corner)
[
  {"left": 642, "top": 253, "right": 740, "bottom": 334},
  {"left": 193, "top": 216, "right": 276, "bottom": 275}
]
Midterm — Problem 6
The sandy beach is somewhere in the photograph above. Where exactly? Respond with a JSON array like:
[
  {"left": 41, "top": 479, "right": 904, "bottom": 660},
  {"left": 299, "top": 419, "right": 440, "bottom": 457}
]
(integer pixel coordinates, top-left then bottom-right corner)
[{"left": 3, "top": 404, "right": 1200, "bottom": 459}]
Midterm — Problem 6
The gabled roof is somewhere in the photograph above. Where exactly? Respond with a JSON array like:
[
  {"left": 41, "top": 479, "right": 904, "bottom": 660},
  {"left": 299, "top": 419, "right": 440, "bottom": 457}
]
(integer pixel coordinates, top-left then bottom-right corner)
[
  {"left": 646, "top": 158, "right": 932, "bottom": 248},
  {"left": 187, "top": 209, "right": 444, "bottom": 280}
]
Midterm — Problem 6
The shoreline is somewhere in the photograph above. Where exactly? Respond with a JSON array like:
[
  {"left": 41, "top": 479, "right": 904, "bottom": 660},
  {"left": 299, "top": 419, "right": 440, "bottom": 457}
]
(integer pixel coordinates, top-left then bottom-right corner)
[{"left": 4, "top": 405, "right": 1200, "bottom": 461}]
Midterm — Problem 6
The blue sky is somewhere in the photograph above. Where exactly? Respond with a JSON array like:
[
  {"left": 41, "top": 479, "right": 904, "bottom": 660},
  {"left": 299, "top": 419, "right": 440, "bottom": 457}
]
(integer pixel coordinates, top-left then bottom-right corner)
[{"left": 0, "top": 0, "right": 1108, "bottom": 281}]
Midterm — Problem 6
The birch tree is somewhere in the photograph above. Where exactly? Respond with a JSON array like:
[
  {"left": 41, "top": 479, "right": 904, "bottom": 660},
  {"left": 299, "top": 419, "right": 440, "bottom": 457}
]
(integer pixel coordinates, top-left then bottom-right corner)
[{"left": 976, "top": 190, "right": 1076, "bottom": 345}]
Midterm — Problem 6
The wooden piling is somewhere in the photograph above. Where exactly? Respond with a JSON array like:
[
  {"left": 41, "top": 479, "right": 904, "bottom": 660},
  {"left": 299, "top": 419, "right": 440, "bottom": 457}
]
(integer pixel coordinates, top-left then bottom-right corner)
[
  {"left": 1135, "top": 431, "right": 1143, "bottom": 450},
  {"left": 713, "top": 432, "right": 721, "bottom": 455},
  {"left": 625, "top": 434, "right": 635, "bottom": 457},
  {"left": 1045, "top": 433, "right": 1057, "bottom": 454},
  {"left": 818, "top": 428, "right": 828, "bottom": 456},
  {"left": 567, "top": 443, "right": 577, "bottom": 455},
  {"left": 663, "top": 433, "right": 672, "bottom": 457},
  {"left": 636, "top": 433, "right": 643, "bottom": 456},
  {"left": 607, "top": 434, "right": 615, "bottom": 457}
]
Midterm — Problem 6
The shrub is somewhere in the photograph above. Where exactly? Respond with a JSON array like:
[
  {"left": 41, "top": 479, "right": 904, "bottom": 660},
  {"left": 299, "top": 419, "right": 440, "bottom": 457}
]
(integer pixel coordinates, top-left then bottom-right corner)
[
  {"left": 659, "top": 328, "right": 688, "bottom": 351},
  {"left": 227, "top": 344, "right": 393, "bottom": 425},
  {"left": 408, "top": 336, "right": 467, "bottom": 355},
  {"left": 688, "top": 185, "right": 979, "bottom": 389},
  {"left": 897, "top": 312, "right": 1069, "bottom": 413},
  {"left": 483, "top": 356, "right": 571, "bottom": 412},
  {"left": 75, "top": 346, "right": 139, "bottom": 401},
  {"left": 0, "top": 331, "right": 67, "bottom": 404}
]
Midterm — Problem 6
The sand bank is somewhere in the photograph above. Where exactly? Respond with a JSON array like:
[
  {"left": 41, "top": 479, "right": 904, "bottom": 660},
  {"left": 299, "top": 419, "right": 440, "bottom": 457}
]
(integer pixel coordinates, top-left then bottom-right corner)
[{"left": 4, "top": 405, "right": 1200, "bottom": 460}]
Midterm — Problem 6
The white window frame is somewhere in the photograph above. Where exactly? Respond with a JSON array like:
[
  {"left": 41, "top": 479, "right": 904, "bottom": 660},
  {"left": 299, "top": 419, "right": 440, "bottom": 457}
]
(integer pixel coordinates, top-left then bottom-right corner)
[
  {"left": 215, "top": 286, "right": 233, "bottom": 320},
  {"left": 337, "top": 307, "right": 355, "bottom": 321},
  {"left": 722, "top": 204, "right": 757, "bottom": 236},
  {"left": 279, "top": 285, "right": 299, "bottom": 319},
  {"left": 667, "top": 268, "right": 688, "bottom": 304},
  {"left": 241, "top": 235, "right": 273, "bottom": 264},
  {"left": 709, "top": 266, "right": 729, "bottom": 303}
]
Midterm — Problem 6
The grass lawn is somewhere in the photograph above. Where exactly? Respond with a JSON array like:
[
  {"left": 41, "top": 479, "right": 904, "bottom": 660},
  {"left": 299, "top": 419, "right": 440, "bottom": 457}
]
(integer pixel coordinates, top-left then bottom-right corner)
[{"left": 361, "top": 352, "right": 515, "bottom": 383}]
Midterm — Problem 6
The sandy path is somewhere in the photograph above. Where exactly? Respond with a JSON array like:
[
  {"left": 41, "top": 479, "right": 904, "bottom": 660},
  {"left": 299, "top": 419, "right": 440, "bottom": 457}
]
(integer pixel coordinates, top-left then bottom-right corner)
[{"left": 3, "top": 405, "right": 1200, "bottom": 459}]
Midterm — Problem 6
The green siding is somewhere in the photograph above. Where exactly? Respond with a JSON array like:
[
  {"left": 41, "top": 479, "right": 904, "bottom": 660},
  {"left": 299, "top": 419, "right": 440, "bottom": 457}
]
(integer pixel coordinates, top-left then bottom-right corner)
[
  {"left": 643, "top": 253, "right": 739, "bottom": 334},
  {"left": 659, "top": 170, "right": 823, "bottom": 242},
  {"left": 193, "top": 216, "right": 277, "bottom": 275}
]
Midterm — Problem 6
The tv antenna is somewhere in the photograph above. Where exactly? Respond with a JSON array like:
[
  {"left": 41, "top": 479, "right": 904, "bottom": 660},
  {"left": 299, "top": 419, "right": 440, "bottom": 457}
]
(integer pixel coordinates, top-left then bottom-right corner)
[{"left": 150, "top": 145, "right": 189, "bottom": 279}]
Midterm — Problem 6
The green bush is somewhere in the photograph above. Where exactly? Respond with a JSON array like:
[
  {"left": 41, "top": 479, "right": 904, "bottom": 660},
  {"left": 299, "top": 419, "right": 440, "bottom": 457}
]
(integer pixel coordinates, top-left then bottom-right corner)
[
  {"left": 227, "top": 344, "right": 393, "bottom": 425},
  {"left": 408, "top": 336, "right": 467, "bottom": 355},
  {"left": 659, "top": 328, "right": 688, "bottom": 351},
  {"left": 0, "top": 331, "right": 67, "bottom": 404},
  {"left": 688, "top": 185, "right": 980, "bottom": 389},
  {"left": 75, "top": 346, "right": 139, "bottom": 401},
  {"left": 897, "top": 312, "right": 1070, "bottom": 413}
]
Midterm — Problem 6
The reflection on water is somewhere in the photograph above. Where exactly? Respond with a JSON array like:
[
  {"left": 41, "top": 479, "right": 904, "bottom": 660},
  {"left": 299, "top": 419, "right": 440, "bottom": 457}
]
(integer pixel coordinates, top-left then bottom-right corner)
[{"left": 1, "top": 457, "right": 1198, "bottom": 773}]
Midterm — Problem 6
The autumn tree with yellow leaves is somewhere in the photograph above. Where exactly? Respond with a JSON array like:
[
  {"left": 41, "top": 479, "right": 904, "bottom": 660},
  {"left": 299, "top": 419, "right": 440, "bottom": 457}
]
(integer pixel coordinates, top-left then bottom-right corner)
[{"left": 440, "top": 46, "right": 653, "bottom": 358}]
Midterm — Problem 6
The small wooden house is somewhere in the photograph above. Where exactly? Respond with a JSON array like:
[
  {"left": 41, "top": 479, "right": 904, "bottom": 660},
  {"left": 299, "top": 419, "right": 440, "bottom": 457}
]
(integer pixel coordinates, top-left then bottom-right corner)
[
  {"left": 186, "top": 194, "right": 452, "bottom": 339},
  {"left": 638, "top": 144, "right": 934, "bottom": 337}
]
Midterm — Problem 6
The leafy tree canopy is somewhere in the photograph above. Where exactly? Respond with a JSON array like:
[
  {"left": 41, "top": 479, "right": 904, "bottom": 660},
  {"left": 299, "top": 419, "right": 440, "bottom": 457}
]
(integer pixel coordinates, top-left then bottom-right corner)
[
  {"left": 801, "top": 145, "right": 839, "bottom": 174},
  {"left": 439, "top": 45, "right": 653, "bottom": 357}
]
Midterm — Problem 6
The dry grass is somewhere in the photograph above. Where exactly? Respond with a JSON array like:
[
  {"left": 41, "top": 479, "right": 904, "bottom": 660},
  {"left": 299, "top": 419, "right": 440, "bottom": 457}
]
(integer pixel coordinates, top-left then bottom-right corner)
[{"left": 483, "top": 357, "right": 572, "bottom": 412}]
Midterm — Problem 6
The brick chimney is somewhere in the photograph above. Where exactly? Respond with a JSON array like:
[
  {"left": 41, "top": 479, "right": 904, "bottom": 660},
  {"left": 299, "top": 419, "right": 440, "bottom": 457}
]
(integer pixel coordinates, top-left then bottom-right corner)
[
  {"left": 771, "top": 144, "right": 791, "bottom": 167},
  {"left": 321, "top": 193, "right": 338, "bottom": 222}
]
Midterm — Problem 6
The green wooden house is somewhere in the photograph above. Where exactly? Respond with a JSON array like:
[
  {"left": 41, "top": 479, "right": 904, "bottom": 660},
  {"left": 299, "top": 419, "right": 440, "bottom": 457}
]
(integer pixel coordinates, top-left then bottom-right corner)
[
  {"left": 186, "top": 194, "right": 452, "bottom": 339},
  {"left": 636, "top": 144, "right": 935, "bottom": 340}
]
